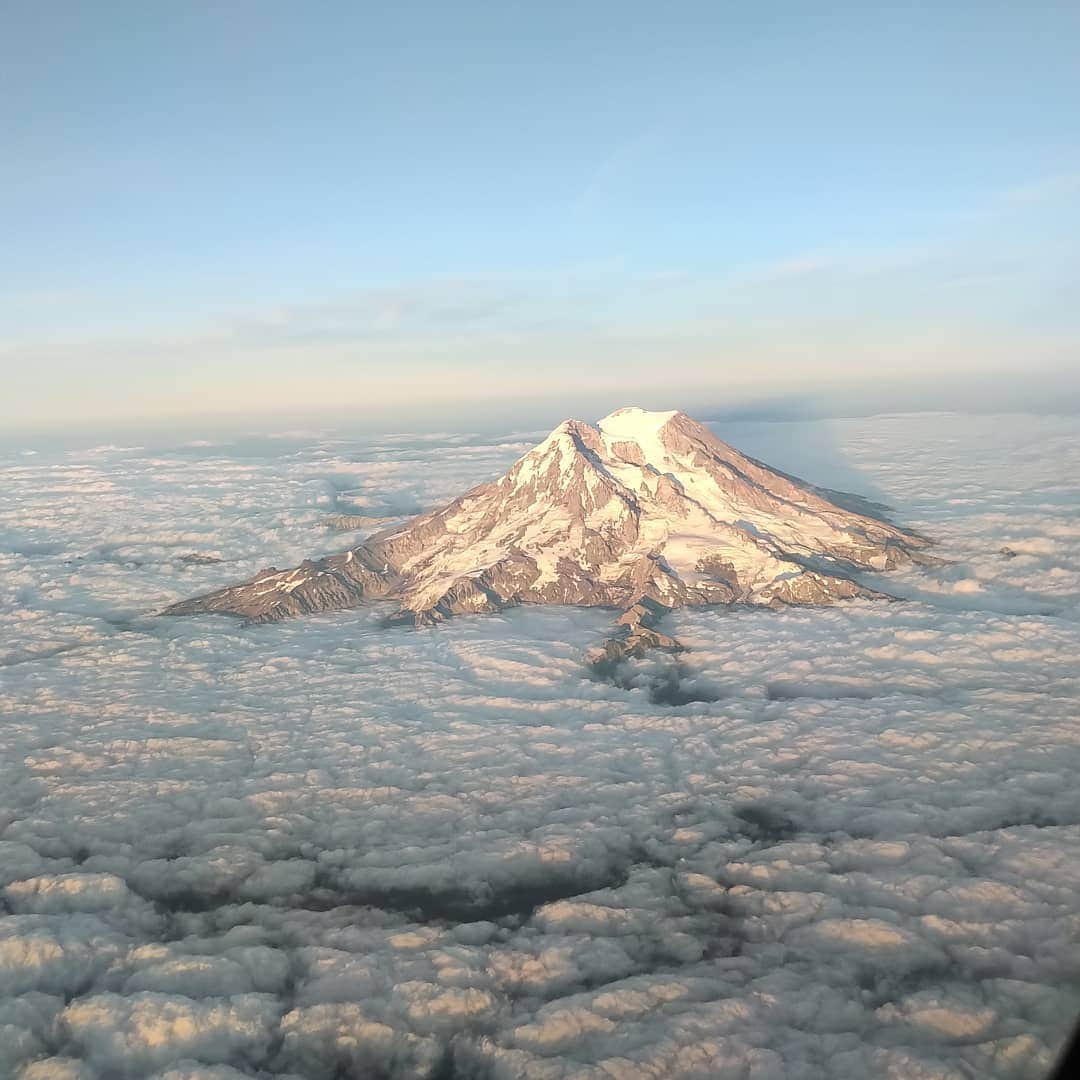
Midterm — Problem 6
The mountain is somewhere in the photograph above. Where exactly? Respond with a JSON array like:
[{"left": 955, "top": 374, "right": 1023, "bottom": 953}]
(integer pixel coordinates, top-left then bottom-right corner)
[{"left": 162, "top": 408, "right": 932, "bottom": 659}]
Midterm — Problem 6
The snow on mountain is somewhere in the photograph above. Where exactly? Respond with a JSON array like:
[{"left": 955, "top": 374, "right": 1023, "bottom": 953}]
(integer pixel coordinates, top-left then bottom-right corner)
[{"left": 162, "top": 408, "right": 933, "bottom": 656}]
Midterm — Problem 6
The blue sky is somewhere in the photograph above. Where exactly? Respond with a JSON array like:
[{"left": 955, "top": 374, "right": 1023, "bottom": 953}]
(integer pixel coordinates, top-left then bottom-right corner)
[{"left": 2, "top": 0, "right": 1079, "bottom": 431}]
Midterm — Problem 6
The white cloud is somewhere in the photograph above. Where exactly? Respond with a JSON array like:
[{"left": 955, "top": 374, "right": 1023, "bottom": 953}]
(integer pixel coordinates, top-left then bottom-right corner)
[{"left": 1, "top": 413, "right": 1079, "bottom": 1076}]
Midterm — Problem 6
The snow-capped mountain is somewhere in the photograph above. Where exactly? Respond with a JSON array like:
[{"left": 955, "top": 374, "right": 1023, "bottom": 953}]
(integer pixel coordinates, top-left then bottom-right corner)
[{"left": 163, "top": 408, "right": 932, "bottom": 657}]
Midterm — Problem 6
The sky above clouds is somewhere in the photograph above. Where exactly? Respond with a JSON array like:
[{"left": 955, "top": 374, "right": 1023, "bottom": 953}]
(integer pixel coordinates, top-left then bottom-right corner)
[
  {"left": 1, "top": 411, "right": 1079, "bottom": 1076},
  {"left": 2, "top": 1, "right": 1079, "bottom": 431}
]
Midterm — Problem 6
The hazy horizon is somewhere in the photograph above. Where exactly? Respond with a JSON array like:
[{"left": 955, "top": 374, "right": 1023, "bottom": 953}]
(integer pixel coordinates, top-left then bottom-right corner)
[{"left": 6, "top": 364, "right": 1080, "bottom": 448}]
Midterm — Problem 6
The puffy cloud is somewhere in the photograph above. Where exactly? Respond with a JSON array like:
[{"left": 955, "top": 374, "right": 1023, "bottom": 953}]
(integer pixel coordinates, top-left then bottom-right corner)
[
  {"left": 275, "top": 1002, "right": 441, "bottom": 1078},
  {"left": 17, "top": 1059, "right": 97, "bottom": 1080},
  {"left": 1, "top": 993, "right": 66, "bottom": 1078},
  {"left": 1, "top": 414, "right": 1079, "bottom": 1076},
  {"left": 59, "top": 993, "right": 281, "bottom": 1077}
]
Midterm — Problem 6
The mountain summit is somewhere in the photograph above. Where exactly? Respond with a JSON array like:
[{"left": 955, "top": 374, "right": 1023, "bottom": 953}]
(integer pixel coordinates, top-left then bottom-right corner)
[{"left": 163, "top": 408, "right": 931, "bottom": 657}]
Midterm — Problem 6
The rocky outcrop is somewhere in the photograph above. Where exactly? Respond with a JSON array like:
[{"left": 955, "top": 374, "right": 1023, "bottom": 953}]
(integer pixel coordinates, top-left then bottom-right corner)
[
  {"left": 585, "top": 598, "right": 685, "bottom": 672},
  {"left": 321, "top": 514, "right": 396, "bottom": 532}
]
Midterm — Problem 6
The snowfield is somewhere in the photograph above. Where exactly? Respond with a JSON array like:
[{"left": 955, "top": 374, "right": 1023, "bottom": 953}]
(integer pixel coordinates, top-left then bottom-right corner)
[{"left": 1, "top": 412, "right": 1079, "bottom": 1078}]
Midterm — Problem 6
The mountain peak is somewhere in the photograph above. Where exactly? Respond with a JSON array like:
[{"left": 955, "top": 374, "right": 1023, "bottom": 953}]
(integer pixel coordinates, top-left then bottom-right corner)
[
  {"left": 597, "top": 406, "right": 681, "bottom": 435},
  {"left": 163, "top": 409, "right": 934, "bottom": 658}
]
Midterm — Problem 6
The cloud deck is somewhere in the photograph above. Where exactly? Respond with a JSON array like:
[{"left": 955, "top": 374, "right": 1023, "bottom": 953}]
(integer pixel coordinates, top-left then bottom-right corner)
[{"left": 1, "top": 413, "right": 1078, "bottom": 1078}]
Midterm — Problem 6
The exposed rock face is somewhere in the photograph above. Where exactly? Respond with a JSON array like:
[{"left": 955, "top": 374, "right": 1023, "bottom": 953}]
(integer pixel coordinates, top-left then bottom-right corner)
[
  {"left": 584, "top": 597, "right": 686, "bottom": 671},
  {"left": 321, "top": 514, "right": 396, "bottom": 532},
  {"left": 162, "top": 408, "right": 933, "bottom": 649}
]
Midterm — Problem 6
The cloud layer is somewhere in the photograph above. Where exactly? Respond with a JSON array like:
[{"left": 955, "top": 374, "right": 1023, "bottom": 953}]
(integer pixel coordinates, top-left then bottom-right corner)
[{"left": 1, "top": 412, "right": 1078, "bottom": 1077}]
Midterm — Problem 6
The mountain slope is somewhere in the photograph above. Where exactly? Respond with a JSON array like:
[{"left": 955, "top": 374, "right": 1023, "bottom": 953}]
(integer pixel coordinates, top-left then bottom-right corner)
[{"left": 162, "top": 408, "right": 932, "bottom": 652}]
